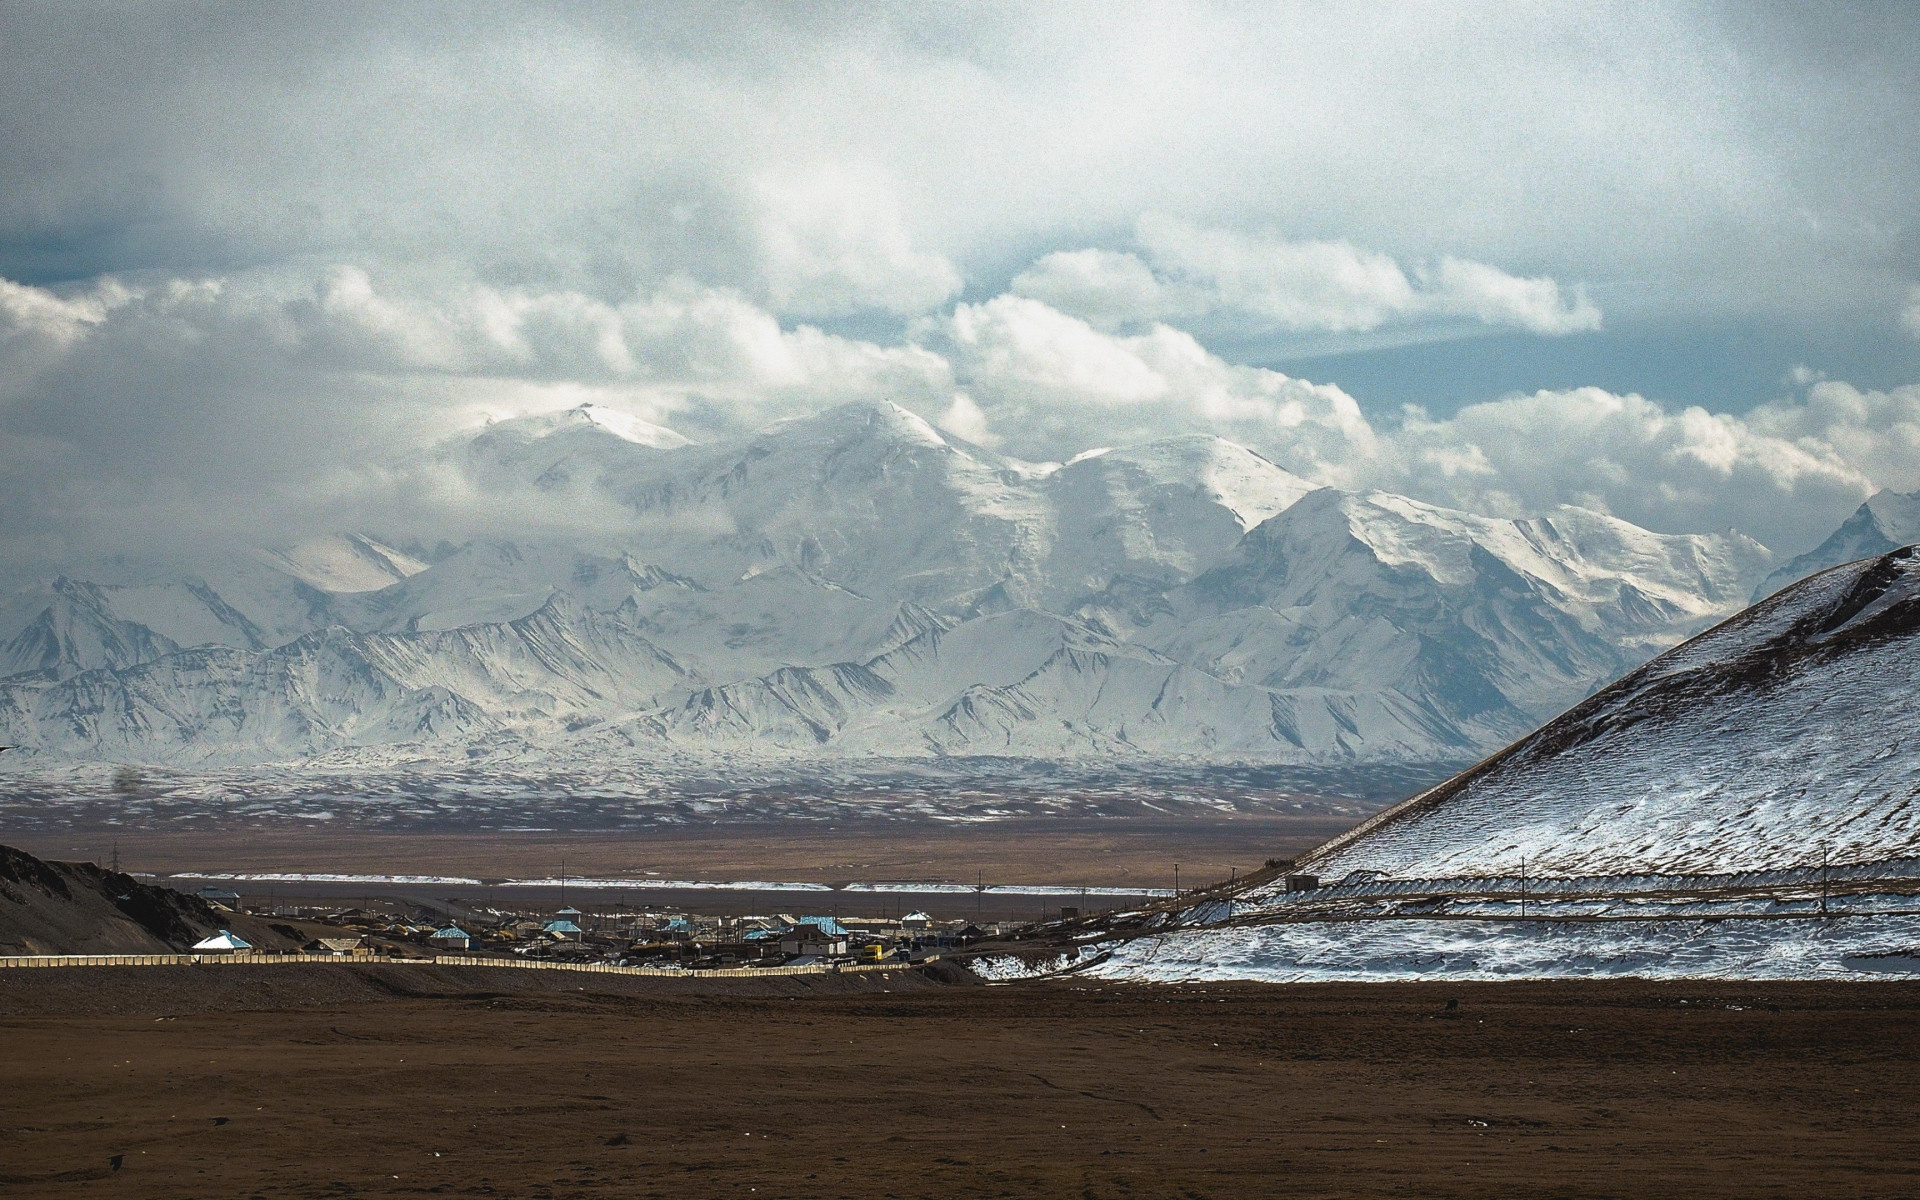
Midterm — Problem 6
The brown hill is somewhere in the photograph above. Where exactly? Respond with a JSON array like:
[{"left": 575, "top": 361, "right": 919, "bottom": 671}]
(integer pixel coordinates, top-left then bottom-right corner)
[{"left": 0, "top": 843, "right": 309, "bottom": 955}]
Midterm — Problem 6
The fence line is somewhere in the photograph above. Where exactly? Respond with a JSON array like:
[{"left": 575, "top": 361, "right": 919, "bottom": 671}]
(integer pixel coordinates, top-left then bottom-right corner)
[{"left": 0, "top": 951, "right": 932, "bottom": 978}]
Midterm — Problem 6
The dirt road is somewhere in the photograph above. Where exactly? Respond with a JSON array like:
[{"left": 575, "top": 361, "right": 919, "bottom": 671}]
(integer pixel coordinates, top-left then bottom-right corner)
[{"left": 3, "top": 964, "right": 1918, "bottom": 1198}]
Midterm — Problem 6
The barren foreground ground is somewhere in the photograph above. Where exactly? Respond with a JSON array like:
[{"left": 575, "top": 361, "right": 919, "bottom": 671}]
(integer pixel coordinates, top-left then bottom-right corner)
[{"left": 3, "top": 965, "right": 1918, "bottom": 1198}]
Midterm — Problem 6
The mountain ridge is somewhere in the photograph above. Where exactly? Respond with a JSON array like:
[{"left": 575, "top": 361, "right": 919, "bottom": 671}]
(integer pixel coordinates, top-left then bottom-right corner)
[{"left": 0, "top": 400, "right": 1784, "bottom": 769}]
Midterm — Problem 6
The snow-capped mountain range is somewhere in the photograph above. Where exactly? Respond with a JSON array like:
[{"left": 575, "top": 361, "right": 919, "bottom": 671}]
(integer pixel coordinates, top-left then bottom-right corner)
[{"left": 0, "top": 399, "right": 1835, "bottom": 769}]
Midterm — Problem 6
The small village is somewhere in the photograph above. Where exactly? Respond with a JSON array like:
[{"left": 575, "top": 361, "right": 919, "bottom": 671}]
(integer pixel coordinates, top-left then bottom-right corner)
[{"left": 186, "top": 883, "right": 1032, "bottom": 968}]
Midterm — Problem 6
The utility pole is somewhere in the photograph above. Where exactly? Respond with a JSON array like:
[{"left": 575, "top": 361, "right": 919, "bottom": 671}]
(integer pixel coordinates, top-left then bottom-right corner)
[
  {"left": 1174, "top": 863, "right": 1180, "bottom": 898},
  {"left": 1519, "top": 855, "right": 1527, "bottom": 920},
  {"left": 1228, "top": 867, "right": 1236, "bottom": 921},
  {"left": 559, "top": 856, "right": 567, "bottom": 909},
  {"left": 1812, "top": 840, "right": 1827, "bottom": 917}
]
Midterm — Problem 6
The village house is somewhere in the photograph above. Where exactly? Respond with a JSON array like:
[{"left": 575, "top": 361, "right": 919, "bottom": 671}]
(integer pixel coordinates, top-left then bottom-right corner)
[
  {"left": 429, "top": 925, "right": 474, "bottom": 952},
  {"left": 779, "top": 920, "right": 849, "bottom": 959},
  {"left": 195, "top": 885, "right": 242, "bottom": 910},
  {"left": 302, "top": 935, "right": 368, "bottom": 956}
]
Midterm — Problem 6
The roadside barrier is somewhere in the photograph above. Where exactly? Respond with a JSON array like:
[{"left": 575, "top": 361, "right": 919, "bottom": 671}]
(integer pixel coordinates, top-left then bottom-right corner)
[{"left": 0, "top": 951, "right": 931, "bottom": 978}]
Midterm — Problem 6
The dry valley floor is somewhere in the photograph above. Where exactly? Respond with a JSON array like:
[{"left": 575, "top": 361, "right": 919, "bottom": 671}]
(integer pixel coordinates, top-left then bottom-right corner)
[{"left": 3, "top": 964, "right": 1918, "bottom": 1198}]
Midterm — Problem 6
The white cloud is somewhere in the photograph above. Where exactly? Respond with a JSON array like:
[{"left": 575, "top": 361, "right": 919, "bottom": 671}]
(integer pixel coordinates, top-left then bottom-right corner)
[
  {"left": 0, "top": 6, "right": 1915, "bottom": 591},
  {"left": 1012, "top": 217, "right": 1602, "bottom": 337},
  {"left": 928, "top": 292, "right": 1908, "bottom": 551},
  {"left": 1009, "top": 249, "right": 1172, "bottom": 332},
  {"left": 754, "top": 168, "right": 962, "bottom": 318},
  {"left": 947, "top": 294, "right": 1169, "bottom": 408},
  {"left": 0, "top": 277, "right": 134, "bottom": 396},
  {"left": 1425, "top": 256, "right": 1601, "bottom": 336},
  {"left": 939, "top": 293, "right": 1378, "bottom": 479},
  {"left": 0, "top": 256, "right": 1911, "bottom": 578},
  {"left": 0, "top": 262, "right": 963, "bottom": 574},
  {"left": 0, "top": 277, "right": 123, "bottom": 346},
  {"left": 0, "top": 4, "right": 1911, "bottom": 343},
  {"left": 936, "top": 393, "right": 996, "bottom": 447},
  {"left": 1137, "top": 217, "right": 1420, "bottom": 333},
  {"left": 1748, "top": 379, "right": 1920, "bottom": 497},
  {"left": 1372, "top": 383, "right": 1920, "bottom": 551}
]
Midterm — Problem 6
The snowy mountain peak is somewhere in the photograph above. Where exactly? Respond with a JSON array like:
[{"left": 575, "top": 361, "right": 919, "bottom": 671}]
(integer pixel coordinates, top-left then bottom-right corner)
[
  {"left": 1754, "top": 488, "right": 1920, "bottom": 601},
  {"left": 1866, "top": 487, "right": 1920, "bottom": 535},
  {"left": 1051, "top": 435, "right": 1318, "bottom": 533},
  {"left": 0, "top": 402, "right": 1790, "bottom": 772},
  {"left": 481, "top": 403, "right": 691, "bottom": 449},
  {"left": 254, "top": 534, "right": 429, "bottom": 594},
  {"left": 1230, "top": 489, "right": 1770, "bottom": 614},
  {"left": 748, "top": 400, "right": 967, "bottom": 465}
]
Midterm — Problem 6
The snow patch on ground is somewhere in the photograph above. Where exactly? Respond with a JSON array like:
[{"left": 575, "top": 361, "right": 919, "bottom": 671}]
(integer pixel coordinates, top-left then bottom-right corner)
[
  {"left": 967, "top": 950, "right": 1089, "bottom": 981},
  {"left": 1087, "top": 916, "right": 1920, "bottom": 983}
]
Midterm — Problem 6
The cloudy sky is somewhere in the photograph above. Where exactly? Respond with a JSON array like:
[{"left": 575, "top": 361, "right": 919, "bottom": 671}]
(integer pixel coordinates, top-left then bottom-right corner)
[{"left": 2, "top": 1, "right": 1917, "bottom": 575}]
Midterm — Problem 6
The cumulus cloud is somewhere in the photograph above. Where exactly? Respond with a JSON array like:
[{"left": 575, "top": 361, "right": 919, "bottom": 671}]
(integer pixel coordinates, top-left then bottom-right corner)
[
  {"left": 7, "top": 254, "right": 1916, "bottom": 577},
  {"left": 1424, "top": 256, "right": 1602, "bottom": 336},
  {"left": 923, "top": 293, "right": 1906, "bottom": 552},
  {"left": 1, "top": 5, "right": 1910, "bottom": 332},
  {"left": 1008, "top": 249, "right": 1169, "bottom": 333},
  {"left": 1012, "top": 217, "right": 1601, "bottom": 338},
  {"left": 937, "top": 293, "right": 1380, "bottom": 480},
  {"left": 0, "top": 261, "right": 961, "bottom": 575},
  {"left": 0, "top": 277, "right": 135, "bottom": 395},
  {"left": 935, "top": 393, "right": 995, "bottom": 448},
  {"left": 0, "top": 5, "right": 1916, "bottom": 580},
  {"left": 1375, "top": 387, "right": 1901, "bottom": 551},
  {"left": 754, "top": 169, "right": 963, "bottom": 318},
  {"left": 918, "top": 290, "right": 1915, "bottom": 551},
  {"left": 1136, "top": 218, "right": 1425, "bottom": 334}
]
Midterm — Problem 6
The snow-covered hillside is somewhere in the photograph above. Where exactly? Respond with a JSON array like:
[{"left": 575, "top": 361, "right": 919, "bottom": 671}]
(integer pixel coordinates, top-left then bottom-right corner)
[
  {"left": 1295, "top": 545, "right": 1920, "bottom": 880},
  {"left": 0, "top": 401, "right": 1781, "bottom": 767}
]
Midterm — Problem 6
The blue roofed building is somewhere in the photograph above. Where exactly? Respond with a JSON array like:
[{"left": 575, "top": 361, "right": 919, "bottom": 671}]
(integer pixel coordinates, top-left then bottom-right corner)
[{"left": 429, "top": 925, "right": 473, "bottom": 951}]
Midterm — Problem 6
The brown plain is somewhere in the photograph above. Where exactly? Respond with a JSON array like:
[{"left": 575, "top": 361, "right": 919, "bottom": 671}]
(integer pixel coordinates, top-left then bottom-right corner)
[
  {"left": 8, "top": 814, "right": 1353, "bottom": 889},
  {"left": 4, "top": 964, "right": 1918, "bottom": 1199}
]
